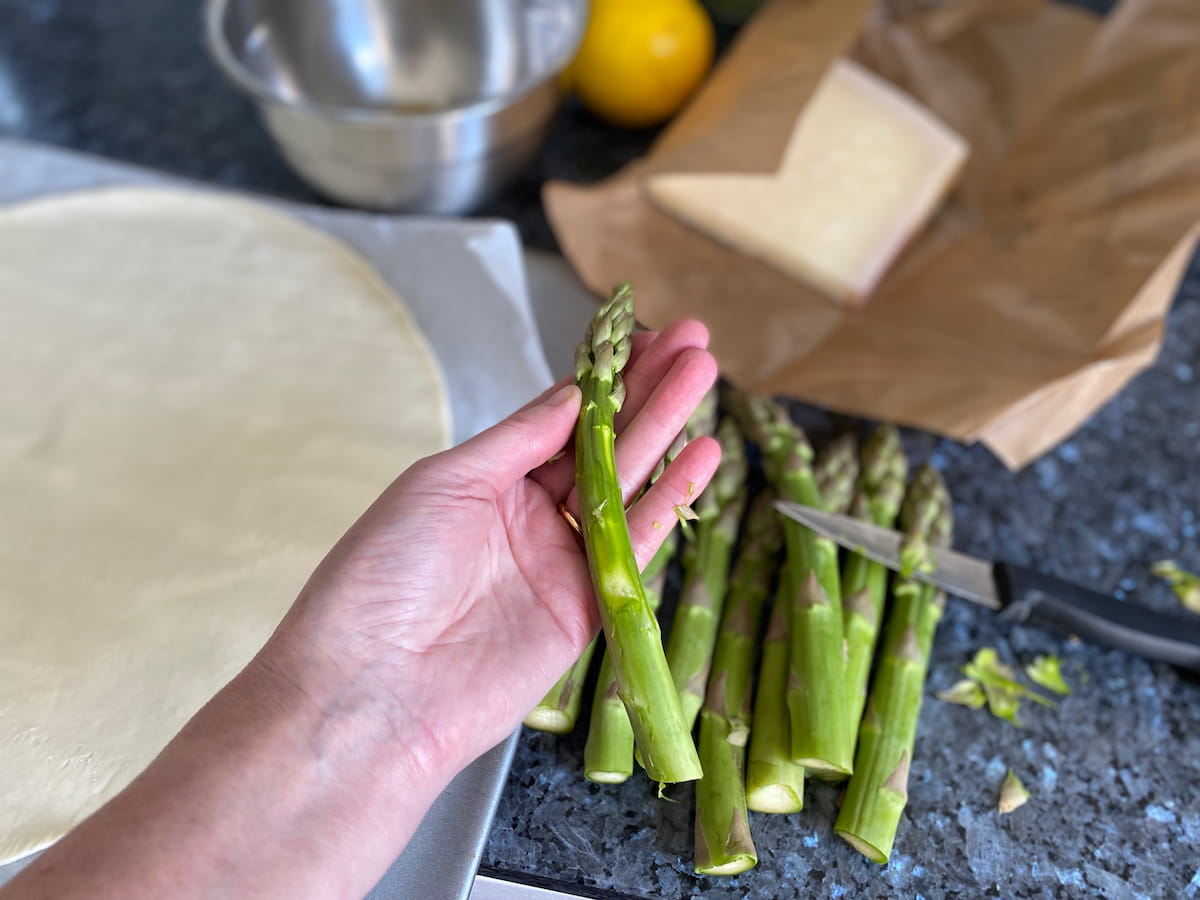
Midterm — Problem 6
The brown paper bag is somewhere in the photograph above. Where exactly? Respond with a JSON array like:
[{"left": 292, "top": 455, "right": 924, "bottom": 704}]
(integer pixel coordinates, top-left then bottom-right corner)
[{"left": 545, "top": 0, "right": 1200, "bottom": 469}]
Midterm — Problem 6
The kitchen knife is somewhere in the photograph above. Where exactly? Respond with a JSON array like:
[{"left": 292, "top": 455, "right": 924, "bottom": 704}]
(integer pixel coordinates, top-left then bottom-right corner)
[{"left": 774, "top": 501, "right": 1200, "bottom": 672}]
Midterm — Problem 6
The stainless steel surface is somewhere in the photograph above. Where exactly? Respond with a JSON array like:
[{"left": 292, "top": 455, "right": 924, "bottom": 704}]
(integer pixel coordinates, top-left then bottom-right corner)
[
  {"left": 204, "top": 0, "right": 585, "bottom": 213},
  {"left": 0, "top": 139, "right": 553, "bottom": 899},
  {"left": 773, "top": 502, "right": 1003, "bottom": 610}
]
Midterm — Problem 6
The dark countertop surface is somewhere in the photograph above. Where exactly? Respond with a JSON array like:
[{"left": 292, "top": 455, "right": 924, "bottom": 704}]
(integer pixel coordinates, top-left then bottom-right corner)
[{"left": 2, "top": 1, "right": 1197, "bottom": 898}]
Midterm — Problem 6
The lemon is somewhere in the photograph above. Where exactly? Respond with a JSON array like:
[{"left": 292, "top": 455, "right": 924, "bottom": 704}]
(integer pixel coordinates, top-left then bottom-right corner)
[{"left": 565, "top": 0, "right": 716, "bottom": 129}]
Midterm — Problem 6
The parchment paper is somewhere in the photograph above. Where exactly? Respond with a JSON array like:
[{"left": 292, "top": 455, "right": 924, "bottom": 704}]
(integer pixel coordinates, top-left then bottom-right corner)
[{"left": 545, "top": 0, "right": 1200, "bottom": 469}]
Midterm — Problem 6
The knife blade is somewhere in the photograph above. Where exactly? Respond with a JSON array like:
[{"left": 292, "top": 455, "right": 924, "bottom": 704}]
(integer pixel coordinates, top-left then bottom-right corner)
[{"left": 774, "top": 500, "right": 1200, "bottom": 672}]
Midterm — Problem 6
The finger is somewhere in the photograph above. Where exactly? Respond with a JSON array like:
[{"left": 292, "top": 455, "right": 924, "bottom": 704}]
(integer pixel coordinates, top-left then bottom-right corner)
[
  {"left": 626, "top": 436, "right": 722, "bottom": 569},
  {"left": 616, "top": 320, "right": 708, "bottom": 434},
  {"left": 562, "top": 346, "right": 718, "bottom": 514},
  {"left": 442, "top": 383, "right": 582, "bottom": 493},
  {"left": 532, "top": 320, "right": 711, "bottom": 501}
]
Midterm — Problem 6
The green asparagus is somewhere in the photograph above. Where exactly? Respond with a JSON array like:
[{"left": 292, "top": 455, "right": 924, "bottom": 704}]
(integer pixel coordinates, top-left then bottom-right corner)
[
  {"left": 727, "top": 392, "right": 853, "bottom": 780},
  {"left": 834, "top": 464, "right": 953, "bottom": 863},
  {"left": 523, "top": 641, "right": 600, "bottom": 733},
  {"left": 666, "top": 416, "right": 749, "bottom": 730},
  {"left": 813, "top": 433, "right": 860, "bottom": 518},
  {"left": 694, "top": 491, "right": 781, "bottom": 874},
  {"left": 841, "top": 426, "right": 908, "bottom": 732},
  {"left": 574, "top": 285, "right": 701, "bottom": 784},
  {"left": 584, "top": 420, "right": 693, "bottom": 783},
  {"left": 744, "top": 562, "right": 805, "bottom": 813}
]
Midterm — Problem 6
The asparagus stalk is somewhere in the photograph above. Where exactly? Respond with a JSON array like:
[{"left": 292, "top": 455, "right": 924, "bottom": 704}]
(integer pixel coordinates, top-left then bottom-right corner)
[
  {"left": 842, "top": 426, "right": 908, "bottom": 732},
  {"left": 694, "top": 491, "right": 781, "bottom": 874},
  {"left": 727, "top": 392, "right": 853, "bottom": 780},
  {"left": 574, "top": 285, "right": 701, "bottom": 784},
  {"left": 834, "top": 464, "right": 953, "bottom": 863},
  {"left": 584, "top": 422, "right": 693, "bottom": 783},
  {"left": 744, "top": 568, "right": 805, "bottom": 813},
  {"left": 813, "top": 433, "right": 860, "bottom": 518},
  {"left": 529, "top": 397, "right": 698, "bottom": 736},
  {"left": 665, "top": 416, "right": 749, "bottom": 730},
  {"left": 523, "top": 640, "right": 600, "bottom": 733}
]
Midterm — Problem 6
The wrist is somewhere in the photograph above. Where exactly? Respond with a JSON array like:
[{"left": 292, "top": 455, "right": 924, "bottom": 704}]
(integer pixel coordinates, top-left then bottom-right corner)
[{"left": 245, "top": 615, "right": 449, "bottom": 806}]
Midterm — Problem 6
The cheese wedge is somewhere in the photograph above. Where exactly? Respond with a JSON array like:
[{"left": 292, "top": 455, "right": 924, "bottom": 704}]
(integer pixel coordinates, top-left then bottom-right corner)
[{"left": 646, "top": 59, "right": 969, "bottom": 306}]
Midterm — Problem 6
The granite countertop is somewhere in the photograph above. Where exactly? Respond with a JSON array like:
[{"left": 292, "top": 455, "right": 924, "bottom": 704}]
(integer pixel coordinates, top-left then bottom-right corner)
[{"left": 2, "top": 1, "right": 1197, "bottom": 898}]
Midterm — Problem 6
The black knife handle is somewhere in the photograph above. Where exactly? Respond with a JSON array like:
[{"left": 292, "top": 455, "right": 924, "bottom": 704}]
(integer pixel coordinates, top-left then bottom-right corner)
[{"left": 993, "top": 562, "right": 1200, "bottom": 672}]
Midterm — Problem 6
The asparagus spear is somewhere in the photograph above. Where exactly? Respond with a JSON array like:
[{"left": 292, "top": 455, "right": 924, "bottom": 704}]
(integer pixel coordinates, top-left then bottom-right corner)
[
  {"left": 528, "top": 388, "right": 702, "bottom": 737},
  {"left": 584, "top": 420, "right": 694, "bottom": 782},
  {"left": 665, "top": 416, "right": 749, "bottom": 730},
  {"left": 727, "top": 392, "right": 853, "bottom": 780},
  {"left": 523, "top": 641, "right": 599, "bottom": 733},
  {"left": 694, "top": 491, "right": 781, "bottom": 874},
  {"left": 574, "top": 285, "right": 701, "bottom": 784},
  {"left": 744, "top": 571, "right": 804, "bottom": 813},
  {"left": 841, "top": 426, "right": 908, "bottom": 732},
  {"left": 834, "top": 464, "right": 953, "bottom": 863},
  {"left": 813, "top": 433, "right": 860, "bottom": 518}
]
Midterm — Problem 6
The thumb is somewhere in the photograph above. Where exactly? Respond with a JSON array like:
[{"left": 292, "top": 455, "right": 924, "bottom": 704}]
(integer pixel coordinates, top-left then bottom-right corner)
[{"left": 449, "top": 384, "right": 581, "bottom": 491}]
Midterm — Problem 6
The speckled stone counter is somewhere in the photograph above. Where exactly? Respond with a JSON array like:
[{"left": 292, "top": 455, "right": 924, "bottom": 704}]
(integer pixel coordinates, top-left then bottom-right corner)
[
  {"left": 3, "top": 1, "right": 1197, "bottom": 898},
  {"left": 484, "top": 288, "right": 1200, "bottom": 899}
]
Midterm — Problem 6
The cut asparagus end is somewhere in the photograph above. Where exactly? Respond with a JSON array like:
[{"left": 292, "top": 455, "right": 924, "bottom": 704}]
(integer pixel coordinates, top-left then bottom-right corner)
[
  {"left": 746, "top": 781, "right": 804, "bottom": 815},
  {"left": 794, "top": 759, "right": 853, "bottom": 780},
  {"left": 584, "top": 769, "right": 631, "bottom": 785},
  {"left": 696, "top": 855, "right": 757, "bottom": 877},
  {"left": 834, "top": 829, "right": 889, "bottom": 864},
  {"left": 522, "top": 708, "right": 575, "bottom": 734},
  {"left": 524, "top": 640, "right": 599, "bottom": 733}
]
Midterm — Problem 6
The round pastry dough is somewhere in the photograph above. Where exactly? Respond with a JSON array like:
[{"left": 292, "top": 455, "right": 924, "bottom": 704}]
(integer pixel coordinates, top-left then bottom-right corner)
[{"left": 0, "top": 187, "right": 450, "bottom": 864}]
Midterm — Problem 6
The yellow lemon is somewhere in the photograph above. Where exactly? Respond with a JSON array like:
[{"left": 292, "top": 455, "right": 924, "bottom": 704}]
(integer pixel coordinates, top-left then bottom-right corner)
[{"left": 566, "top": 0, "right": 715, "bottom": 129}]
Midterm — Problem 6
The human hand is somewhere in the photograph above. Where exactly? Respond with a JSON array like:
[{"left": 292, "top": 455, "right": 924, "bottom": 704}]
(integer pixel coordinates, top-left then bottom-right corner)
[
  {"left": 2, "top": 322, "right": 719, "bottom": 900},
  {"left": 273, "top": 320, "right": 720, "bottom": 780}
]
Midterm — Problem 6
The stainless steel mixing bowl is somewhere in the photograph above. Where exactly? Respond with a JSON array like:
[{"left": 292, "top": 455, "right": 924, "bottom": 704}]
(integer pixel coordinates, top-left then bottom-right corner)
[{"left": 204, "top": 0, "right": 585, "bottom": 214}]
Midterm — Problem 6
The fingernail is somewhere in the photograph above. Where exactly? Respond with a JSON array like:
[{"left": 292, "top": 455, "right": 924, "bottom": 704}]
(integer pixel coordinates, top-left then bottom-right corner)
[{"left": 547, "top": 384, "right": 579, "bottom": 408}]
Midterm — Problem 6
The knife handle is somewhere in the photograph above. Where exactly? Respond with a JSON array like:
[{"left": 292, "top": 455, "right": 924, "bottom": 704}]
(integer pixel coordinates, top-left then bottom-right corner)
[{"left": 993, "top": 562, "right": 1200, "bottom": 672}]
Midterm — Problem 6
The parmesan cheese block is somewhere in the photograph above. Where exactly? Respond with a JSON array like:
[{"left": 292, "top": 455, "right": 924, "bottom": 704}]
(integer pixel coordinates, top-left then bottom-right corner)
[{"left": 646, "top": 59, "right": 969, "bottom": 306}]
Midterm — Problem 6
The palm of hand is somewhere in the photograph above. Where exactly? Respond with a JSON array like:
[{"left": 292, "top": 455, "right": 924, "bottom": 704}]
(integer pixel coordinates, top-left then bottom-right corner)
[
  {"left": 290, "top": 322, "right": 719, "bottom": 772},
  {"left": 320, "top": 461, "right": 596, "bottom": 766}
]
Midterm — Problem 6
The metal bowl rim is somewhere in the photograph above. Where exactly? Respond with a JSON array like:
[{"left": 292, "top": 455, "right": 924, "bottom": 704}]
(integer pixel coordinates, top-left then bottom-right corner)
[{"left": 202, "top": 0, "right": 587, "bottom": 126}]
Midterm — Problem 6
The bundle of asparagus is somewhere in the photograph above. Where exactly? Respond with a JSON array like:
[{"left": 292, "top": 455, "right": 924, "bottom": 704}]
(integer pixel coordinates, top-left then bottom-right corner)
[{"left": 525, "top": 291, "right": 961, "bottom": 872}]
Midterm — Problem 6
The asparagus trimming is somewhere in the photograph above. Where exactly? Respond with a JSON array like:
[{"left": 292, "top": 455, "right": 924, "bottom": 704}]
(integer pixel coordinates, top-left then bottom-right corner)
[
  {"left": 727, "top": 392, "right": 853, "bottom": 780},
  {"left": 574, "top": 285, "right": 701, "bottom": 784},
  {"left": 841, "top": 425, "right": 908, "bottom": 732},
  {"left": 834, "top": 464, "right": 952, "bottom": 862},
  {"left": 694, "top": 491, "right": 781, "bottom": 875}
]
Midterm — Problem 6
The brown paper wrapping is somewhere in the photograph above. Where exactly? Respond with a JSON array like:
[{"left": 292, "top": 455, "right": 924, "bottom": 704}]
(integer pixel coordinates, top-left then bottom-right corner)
[{"left": 545, "top": 0, "right": 1200, "bottom": 469}]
